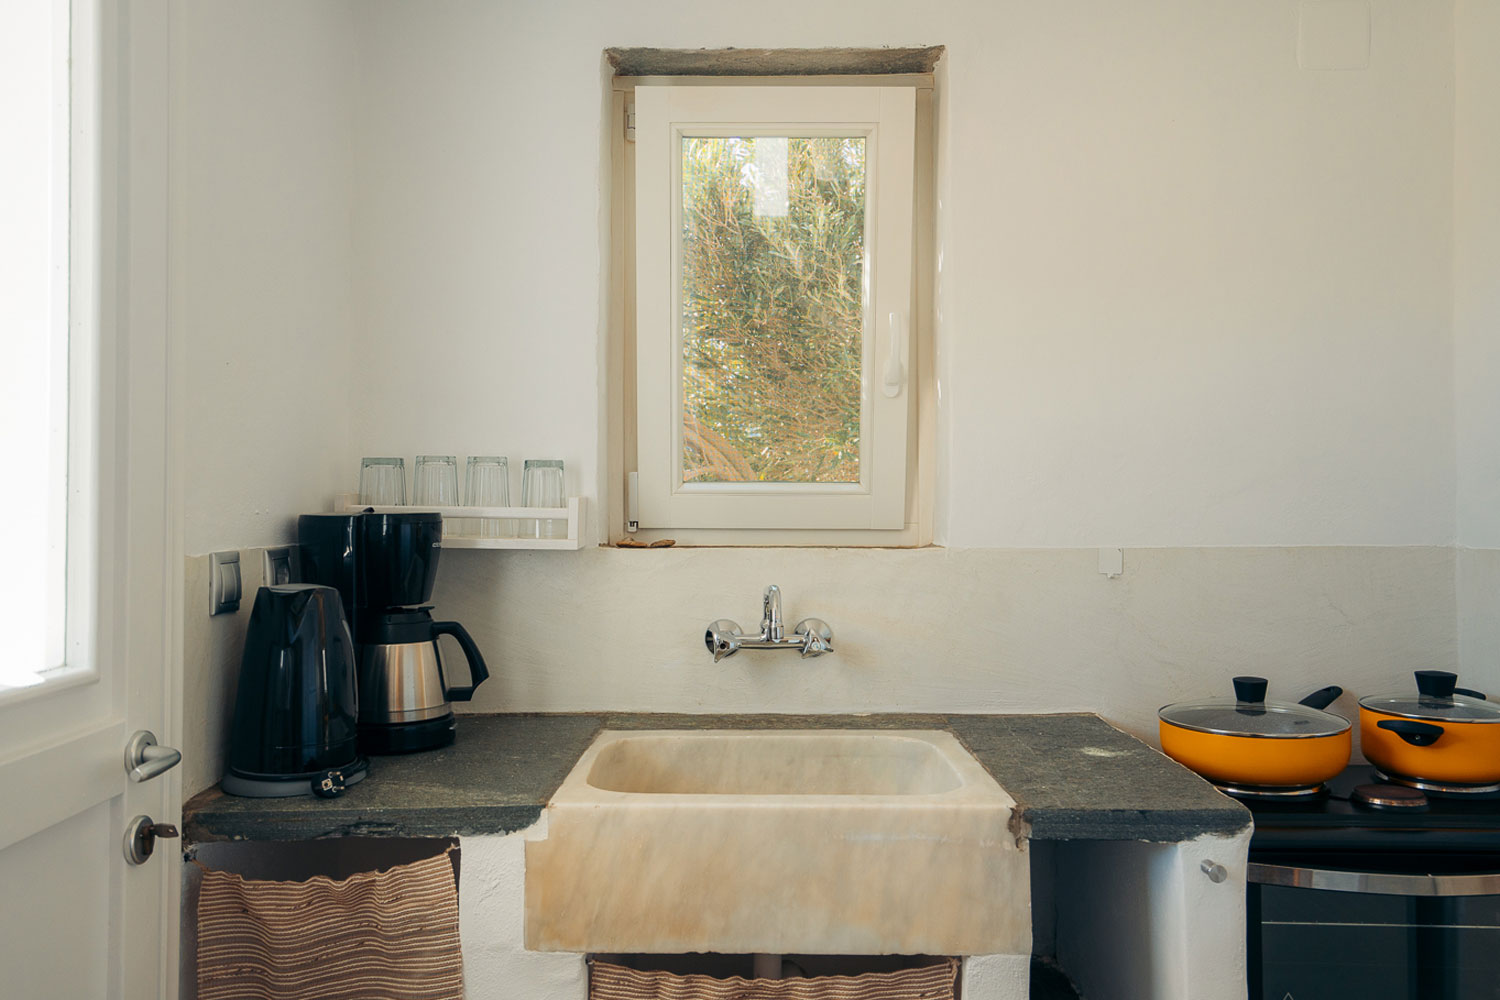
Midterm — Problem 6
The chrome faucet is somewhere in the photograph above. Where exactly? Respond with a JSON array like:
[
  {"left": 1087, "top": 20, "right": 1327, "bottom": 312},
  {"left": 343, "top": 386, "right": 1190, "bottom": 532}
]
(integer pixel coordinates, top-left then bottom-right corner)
[{"left": 705, "top": 584, "right": 834, "bottom": 662}]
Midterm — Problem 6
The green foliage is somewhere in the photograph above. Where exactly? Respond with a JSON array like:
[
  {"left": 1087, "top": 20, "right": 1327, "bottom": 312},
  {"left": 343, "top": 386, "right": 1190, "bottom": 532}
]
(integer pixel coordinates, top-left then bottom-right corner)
[{"left": 680, "top": 136, "right": 865, "bottom": 484}]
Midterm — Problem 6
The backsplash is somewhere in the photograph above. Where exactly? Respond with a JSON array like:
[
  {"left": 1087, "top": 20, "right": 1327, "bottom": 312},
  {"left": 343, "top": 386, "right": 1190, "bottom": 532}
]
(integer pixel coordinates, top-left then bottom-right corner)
[{"left": 435, "top": 544, "right": 1454, "bottom": 743}]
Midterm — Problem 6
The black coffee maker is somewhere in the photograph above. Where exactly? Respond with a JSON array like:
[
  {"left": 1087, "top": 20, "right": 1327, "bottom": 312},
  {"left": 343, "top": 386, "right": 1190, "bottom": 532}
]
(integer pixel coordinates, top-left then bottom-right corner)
[
  {"left": 222, "top": 583, "right": 367, "bottom": 798},
  {"left": 298, "top": 511, "right": 489, "bottom": 754}
]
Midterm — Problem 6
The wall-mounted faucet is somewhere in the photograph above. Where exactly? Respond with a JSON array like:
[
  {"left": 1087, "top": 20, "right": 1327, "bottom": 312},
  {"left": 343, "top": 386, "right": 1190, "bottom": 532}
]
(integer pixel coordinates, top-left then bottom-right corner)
[{"left": 704, "top": 585, "right": 834, "bottom": 662}]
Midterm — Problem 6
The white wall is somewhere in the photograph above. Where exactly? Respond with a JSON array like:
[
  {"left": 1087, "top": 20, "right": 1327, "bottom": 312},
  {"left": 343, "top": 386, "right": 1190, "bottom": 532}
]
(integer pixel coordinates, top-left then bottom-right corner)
[
  {"left": 437, "top": 544, "right": 1452, "bottom": 748},
  {"left": 172, "top": 0, "right": 358, "bottom": 555},
  {"left": 332, "top": 0, "right": 1466, "bottom": 737},
  {"left": 1453, "top": 0, "right": 1500, "bottom": 688},
  {"left": 1052, "top": 831, "right": 1251, "bottom": 1000},
  {"left": 351, "top": 0, "right": 1454, "bottom": 549}
]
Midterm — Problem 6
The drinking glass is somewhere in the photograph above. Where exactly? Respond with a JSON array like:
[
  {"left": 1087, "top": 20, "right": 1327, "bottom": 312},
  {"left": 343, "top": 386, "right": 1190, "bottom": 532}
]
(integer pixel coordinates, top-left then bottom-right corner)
[
  {"left": 358, "top": 457, "right": 406, "bottom": 506},
  {"left": 521, "top": 459, "right": 565, "bottom": 539},
  {"left": 413, "top": 455, "right": 459, "bottom": 508},
  {"left": 465, "top": 456, "right": 512, "bottom": 538}
]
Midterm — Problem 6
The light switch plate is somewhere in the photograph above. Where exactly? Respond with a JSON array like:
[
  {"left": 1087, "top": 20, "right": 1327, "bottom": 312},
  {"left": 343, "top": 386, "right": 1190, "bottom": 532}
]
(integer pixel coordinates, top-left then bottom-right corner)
[
  {"left": 262, "top": 545, "right": 301, "bottom": 586},
  {"left": 209, "top": 550, "right": 241, "bottom": 615},
  {"left": 1098, "top": 548, "right": 1124, "bottom": 578}
]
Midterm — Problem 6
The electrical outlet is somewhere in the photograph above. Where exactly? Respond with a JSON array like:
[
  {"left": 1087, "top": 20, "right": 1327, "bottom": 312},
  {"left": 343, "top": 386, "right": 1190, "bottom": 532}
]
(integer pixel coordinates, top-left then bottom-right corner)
[
  {"left": 262, "top": 545, "right": 301, "bottom": 586},
  {"left": 209, "top": 551, "right": 241, "bottom": 615}
]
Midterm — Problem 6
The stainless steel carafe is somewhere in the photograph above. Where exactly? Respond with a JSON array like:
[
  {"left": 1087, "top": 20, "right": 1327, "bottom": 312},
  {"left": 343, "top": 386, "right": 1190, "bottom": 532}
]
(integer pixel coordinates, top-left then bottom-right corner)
[{"left": 356, "top": 609, "right": 488, "bottom": 753}]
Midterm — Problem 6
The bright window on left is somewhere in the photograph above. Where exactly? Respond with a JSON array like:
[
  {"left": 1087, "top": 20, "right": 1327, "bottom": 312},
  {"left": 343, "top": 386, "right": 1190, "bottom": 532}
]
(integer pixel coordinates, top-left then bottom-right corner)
[{"left": 1, "top": 0, "right": 85, "bottom": 690}]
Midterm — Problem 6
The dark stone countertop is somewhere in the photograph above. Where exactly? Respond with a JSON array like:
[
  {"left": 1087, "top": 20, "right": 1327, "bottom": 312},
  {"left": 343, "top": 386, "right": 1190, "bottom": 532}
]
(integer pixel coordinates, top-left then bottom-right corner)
[{"left": 183, "top": 712, "right": 1248, "bottom": 845}]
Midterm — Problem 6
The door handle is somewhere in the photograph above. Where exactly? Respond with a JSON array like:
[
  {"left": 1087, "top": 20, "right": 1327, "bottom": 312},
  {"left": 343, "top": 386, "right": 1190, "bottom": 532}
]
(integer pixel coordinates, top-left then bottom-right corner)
[{"left": 124, "top": 730, "right": 182, "bottom": 782}]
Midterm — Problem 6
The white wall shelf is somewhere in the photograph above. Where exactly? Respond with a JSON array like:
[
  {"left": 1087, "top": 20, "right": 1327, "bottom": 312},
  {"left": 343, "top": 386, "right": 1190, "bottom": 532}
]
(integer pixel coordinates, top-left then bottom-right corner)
[{"left": 333, "top": 494, "right": 587, "bottom": 550}]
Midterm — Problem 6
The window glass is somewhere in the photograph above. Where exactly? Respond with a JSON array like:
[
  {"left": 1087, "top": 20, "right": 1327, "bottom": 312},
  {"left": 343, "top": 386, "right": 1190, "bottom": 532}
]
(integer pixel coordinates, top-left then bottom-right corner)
[
  {"left": 0, "top": 0, "right": 70, "bottom": 687},
  {"left": 679, "top": 135, "right": 867, "bottom": 486}
]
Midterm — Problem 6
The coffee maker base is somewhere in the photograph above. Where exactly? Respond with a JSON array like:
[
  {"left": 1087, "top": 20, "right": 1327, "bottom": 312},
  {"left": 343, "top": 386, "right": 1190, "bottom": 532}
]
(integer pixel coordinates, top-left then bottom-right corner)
[{"left": 359, "top": 714, "right": 457, "bottom": 755}]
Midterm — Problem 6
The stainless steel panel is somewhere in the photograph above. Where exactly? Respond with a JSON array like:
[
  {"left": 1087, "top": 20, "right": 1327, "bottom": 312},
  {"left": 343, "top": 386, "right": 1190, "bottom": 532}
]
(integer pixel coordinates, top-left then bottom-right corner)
[
  {"left": 1248, "top": 861, "right": 1500, "bottom": 896},
  {"left": 358, "top": 642, "right": 450, "bottom": 724}
]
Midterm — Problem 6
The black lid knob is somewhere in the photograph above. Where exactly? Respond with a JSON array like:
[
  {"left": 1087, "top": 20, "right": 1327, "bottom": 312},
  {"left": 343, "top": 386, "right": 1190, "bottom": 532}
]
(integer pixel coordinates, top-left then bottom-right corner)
[
  {"left": 1414, "top": 670, "right": 1457, "bottom": 700},
  {"left": 1233, "top": 676, "right": 1268, "bottom": 704}
]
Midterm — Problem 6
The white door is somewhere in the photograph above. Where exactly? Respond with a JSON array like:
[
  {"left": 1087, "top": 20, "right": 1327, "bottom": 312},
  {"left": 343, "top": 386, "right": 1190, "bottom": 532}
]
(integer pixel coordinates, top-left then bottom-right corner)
[{"left": 0, "top": 2, "right": 176, "bottom": 998}]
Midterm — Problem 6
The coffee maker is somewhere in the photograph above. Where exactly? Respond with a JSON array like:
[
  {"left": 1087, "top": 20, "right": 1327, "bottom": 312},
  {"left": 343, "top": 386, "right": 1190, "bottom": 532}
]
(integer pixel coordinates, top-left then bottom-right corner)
[{"left": 298, "top": 510, "right": 490, "bottom": 753}]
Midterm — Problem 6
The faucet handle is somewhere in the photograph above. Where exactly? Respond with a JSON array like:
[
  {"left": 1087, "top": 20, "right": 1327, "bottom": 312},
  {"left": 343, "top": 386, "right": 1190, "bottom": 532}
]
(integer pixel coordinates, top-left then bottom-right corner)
[
  {"left": 705, "top": 620, "right": 744, "bottom": 662},
  {"left": 794, "top": 618, "right": 834, "bottom": 658}
]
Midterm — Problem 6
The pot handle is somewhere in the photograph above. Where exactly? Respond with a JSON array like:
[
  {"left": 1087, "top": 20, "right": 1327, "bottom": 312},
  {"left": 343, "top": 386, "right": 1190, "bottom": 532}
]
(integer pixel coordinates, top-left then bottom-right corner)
[
  {"left": 432, "top": 620, "right": 490, "bottom": 702},
  {"left": 1298, "top": 685, "right": 1343, "bottom": 711},
  {"left": 1377, "top": 718, "right": 1445, "bottom": 747},
  {"left": 1456, "top": 687, "right": 1489, "bottom": 701}
]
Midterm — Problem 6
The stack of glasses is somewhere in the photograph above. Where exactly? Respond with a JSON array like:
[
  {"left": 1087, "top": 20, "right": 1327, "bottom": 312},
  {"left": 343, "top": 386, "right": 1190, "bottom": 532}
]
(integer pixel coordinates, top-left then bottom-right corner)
[{"left": 357, "top": 456, "right": 566, "bottom": 539}]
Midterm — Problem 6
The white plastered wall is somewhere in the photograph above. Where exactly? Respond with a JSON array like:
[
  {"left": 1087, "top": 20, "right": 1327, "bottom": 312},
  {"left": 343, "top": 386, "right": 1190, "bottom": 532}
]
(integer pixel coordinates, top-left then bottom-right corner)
[
  {"left": 1454, "top": 0, "right": 1500, "bottom": 691},
  {"left": 1051, "top": 831, "right": 1252, "bottom": 1000},
  {"left": 171, "top": 0, "right": 359, "bottom": 557}
]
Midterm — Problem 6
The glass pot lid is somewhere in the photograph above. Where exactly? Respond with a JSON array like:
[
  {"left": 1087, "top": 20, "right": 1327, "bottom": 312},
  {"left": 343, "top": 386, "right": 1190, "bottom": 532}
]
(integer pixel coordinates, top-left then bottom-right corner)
[
  {"left": 1159, "top": 676, "right": 1351, "bottom": 738},
  {"left": 1359, "top": 670, "right": 1500, "bottom": 724}
]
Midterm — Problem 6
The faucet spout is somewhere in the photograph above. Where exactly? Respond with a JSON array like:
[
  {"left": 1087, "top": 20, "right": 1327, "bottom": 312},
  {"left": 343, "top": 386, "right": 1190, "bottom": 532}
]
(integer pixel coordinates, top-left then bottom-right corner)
[{"left": 762, "top": 584, "right": 784, "bottom": 641}]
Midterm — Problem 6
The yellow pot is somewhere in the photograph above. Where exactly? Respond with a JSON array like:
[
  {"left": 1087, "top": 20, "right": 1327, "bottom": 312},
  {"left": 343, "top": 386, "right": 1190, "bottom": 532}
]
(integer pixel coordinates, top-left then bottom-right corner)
[
  {"left": 1158, "top": 676, "right": 1351, "bottom": 789},
  {"left": 1359, "top": 671, "right": 1500, "bottom": 787}
]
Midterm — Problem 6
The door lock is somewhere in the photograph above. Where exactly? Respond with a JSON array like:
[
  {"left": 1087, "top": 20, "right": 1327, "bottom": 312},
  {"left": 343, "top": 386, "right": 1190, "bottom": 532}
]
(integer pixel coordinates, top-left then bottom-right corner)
[{"left": 124, "top": 815, "right": 179, "bottom": 865}]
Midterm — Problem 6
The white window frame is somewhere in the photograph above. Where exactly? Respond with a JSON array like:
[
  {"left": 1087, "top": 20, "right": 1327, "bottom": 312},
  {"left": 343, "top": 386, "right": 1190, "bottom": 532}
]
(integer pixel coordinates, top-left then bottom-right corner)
[{"left": 610, "top": 76, "right": 936, "bottom": 547}]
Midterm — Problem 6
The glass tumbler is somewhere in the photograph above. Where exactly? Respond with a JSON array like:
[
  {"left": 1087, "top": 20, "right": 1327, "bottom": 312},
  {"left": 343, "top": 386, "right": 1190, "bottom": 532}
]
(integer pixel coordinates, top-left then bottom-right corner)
[
  {"left": 521, "top": 459, "right": 565, "bottom": 539},
  {"left": 359, "top": 457, "right": 406, "bottom": 506},
  {"left": 465, "top": 456, "right": 512, "bottom": 538},
  {"left": 413, "top": 455, "right": 459, "bottom": 509}
]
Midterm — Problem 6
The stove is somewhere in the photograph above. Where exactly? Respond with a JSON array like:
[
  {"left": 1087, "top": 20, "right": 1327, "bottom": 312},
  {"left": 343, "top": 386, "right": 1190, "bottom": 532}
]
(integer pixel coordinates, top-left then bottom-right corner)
[{"left": 1243, "top": 765, "right": 1500, "bottom": 999}]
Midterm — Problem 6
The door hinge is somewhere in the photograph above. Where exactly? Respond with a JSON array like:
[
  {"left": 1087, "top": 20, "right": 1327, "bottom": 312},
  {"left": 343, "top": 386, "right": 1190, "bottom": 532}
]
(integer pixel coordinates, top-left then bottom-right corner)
[
  {"left": 625, "top": 101, "right": 636, "bottom": 143},
  {"left": 626, "top": 471, "right": 640, "bottom": 532}
]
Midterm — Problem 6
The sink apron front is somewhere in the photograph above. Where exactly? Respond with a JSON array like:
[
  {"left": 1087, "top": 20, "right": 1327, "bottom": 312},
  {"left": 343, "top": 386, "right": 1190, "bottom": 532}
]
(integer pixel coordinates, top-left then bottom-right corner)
[{"left": 524, "top": 729, "right": 1031, "bottom": 956}]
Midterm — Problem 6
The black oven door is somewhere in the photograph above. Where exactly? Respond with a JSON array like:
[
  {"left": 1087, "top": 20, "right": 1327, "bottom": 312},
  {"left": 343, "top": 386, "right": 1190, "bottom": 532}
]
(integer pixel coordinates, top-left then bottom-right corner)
[{"left": 1248, "top": 853, "right": 1500, "bottom": 1000}]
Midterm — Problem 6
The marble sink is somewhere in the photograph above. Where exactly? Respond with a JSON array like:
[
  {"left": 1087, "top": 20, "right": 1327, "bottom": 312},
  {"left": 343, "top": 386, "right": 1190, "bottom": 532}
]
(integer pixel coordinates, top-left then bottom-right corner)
[{"left": 524, "top": 729, "right": 1030, "bottom": 956}]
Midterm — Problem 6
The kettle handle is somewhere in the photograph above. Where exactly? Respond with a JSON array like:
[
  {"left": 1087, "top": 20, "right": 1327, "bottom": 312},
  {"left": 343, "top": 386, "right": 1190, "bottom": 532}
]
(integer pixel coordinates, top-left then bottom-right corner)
[{"left": 431, "top": 621, "right": 490, "bottom": 702}]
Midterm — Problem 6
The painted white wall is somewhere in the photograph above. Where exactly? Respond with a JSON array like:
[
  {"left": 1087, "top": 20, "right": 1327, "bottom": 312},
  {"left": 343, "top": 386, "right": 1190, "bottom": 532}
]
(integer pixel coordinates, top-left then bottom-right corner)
[
  {"left": 440, "top": 545, "right": 1452, "bottom": 748},
  {"left": 1454, "top": 0, "right": 1500, "bottom": 552},
  {"left": 350, "top": 0, "right": 1454, "bottom": 549},
  {"left": 1051, "top": 830, "right": 1251, "bottom": 1000},
  {"left": 1453, "top": 0, "right": 1500, "bottom": 690},
  {"left": 172, "top": 0, "right": 358, "bottom": 554}
]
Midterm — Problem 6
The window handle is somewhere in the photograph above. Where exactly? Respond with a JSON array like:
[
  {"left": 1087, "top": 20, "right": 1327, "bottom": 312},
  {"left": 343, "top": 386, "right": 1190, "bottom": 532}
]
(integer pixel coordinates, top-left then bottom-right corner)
[{"left": 882, "top": 311, "right": 907, "bottom": 399}]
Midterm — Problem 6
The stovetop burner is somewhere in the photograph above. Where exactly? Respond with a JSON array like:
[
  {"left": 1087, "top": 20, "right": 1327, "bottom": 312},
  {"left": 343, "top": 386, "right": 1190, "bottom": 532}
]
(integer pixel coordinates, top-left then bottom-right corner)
[
  {"left": 1371, "top": 769, "right": 1500, "bottom": 797},
  {"left": 1214, "top": 780, "right": 1327, "bottom": 802},
  {"left": 1350, "top": 783, "right": 1428, "bottom": 811},
  {"left": 1246, "top": 765, "right": 1500, "bottom": 851}
]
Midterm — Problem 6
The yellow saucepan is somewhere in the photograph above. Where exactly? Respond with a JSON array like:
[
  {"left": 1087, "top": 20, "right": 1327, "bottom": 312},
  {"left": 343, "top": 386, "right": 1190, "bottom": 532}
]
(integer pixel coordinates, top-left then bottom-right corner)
[
  {"left": 1158, "top": 676, "right": 1351, "bottom": 789},
  {"left": 1359, "top": 670, "right": 1500, "bottom": 788}
]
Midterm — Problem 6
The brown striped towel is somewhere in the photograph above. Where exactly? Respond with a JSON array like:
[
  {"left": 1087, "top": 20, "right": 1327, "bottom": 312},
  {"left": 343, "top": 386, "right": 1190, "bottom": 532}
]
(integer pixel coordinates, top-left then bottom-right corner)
[
  {"left": 589, "top": 959, "right": 958, "bottom": 1000},
  {"left": 197, "top": 849, "right": 462, "bottom": 1000}
]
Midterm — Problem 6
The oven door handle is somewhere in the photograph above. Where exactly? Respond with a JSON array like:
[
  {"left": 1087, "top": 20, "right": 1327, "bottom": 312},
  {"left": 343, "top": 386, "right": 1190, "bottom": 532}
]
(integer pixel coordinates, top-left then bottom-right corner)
[{"left": 1248, "top": 861, "right": 1500, "bottom": 897}]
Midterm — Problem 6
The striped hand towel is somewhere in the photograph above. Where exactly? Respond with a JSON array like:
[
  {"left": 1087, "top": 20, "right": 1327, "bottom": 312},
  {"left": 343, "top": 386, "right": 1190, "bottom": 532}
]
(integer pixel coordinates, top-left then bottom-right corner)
[
  {"left": 197, "top": 849, "right": 462, "bottom": 1000},
  {"left": 589, "top": 959, "right": 959, "bottom": 1000}
]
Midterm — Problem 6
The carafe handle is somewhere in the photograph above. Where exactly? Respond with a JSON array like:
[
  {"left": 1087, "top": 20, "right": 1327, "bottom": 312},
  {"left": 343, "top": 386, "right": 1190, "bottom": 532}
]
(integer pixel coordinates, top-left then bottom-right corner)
[{"left": 432, "top": 620, "right": 489, "bottom": 702}]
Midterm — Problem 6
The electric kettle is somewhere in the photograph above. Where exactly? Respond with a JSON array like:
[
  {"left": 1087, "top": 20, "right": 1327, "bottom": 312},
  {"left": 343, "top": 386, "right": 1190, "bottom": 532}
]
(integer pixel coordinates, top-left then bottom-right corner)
[{"left": 222, "top": 584, "right": 367, "bottom": 798}]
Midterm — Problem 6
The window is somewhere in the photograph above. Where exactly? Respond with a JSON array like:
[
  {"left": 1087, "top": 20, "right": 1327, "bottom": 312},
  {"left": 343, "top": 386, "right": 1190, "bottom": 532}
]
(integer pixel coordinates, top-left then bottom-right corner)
[
  {"left": 615, "top": 77, "right": 933, "bottom": 544},
  {"left": 1, "top": 0, "right": 98, "bottom": 690}
]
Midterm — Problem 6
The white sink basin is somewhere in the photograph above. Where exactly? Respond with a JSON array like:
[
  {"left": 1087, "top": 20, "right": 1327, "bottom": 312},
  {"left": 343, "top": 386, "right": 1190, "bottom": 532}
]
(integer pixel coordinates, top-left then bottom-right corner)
[
  {"left": 524, "top": 729, "right": 1030, "bottom": 956},
  {"left": 584, "top": 730, "right": 965, "bottom": 796}
]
